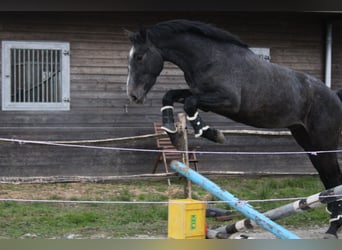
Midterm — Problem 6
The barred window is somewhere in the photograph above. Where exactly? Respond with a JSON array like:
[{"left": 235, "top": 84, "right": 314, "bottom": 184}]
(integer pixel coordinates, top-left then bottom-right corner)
[{"left": 2, "top": 41, "right": 70, "bottom": 111}]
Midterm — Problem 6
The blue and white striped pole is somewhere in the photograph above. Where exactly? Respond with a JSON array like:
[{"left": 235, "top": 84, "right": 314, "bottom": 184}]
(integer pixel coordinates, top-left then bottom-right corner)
[{"left": 170, "top": 160, "right": 300, "bottom": 239}]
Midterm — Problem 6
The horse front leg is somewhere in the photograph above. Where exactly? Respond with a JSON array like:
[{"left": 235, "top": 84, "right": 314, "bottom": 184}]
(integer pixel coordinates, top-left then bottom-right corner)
[
  {"left": 183, "top": 95, "right": 225, "bottom": 143},
  {"left": 161, "top": 89, "right": 193, "bottom": 145}
]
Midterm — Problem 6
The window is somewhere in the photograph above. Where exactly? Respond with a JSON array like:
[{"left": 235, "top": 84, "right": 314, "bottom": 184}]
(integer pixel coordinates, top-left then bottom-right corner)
[
  {"left": 250, "top": 47, "right": 271, "bottom": 62},
  {"left": 2, "top": 41, "right": 70, "bottom": 111}
]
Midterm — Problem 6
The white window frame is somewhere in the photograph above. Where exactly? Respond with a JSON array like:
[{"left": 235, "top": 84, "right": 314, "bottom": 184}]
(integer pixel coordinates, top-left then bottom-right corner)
[
  {"left": 1, "top": 41, "right": 70, "bottom": 111},
  {"left": 250, "top": 47, "right": 271, "bottom": 62}
]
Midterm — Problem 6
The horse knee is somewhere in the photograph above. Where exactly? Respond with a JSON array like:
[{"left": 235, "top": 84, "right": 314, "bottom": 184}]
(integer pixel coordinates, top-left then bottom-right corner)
[
  {"left": 162, "top": 89, "right": 191, "bottom": 106},
  {"left": 183, "top": 96, "right": 198, "bottom": 116},
  {"left": 162, "top": 91, "right": 176, "bottom": 106}
]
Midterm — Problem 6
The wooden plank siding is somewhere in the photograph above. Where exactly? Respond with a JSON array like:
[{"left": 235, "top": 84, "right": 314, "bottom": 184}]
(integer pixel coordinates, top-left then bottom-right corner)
[
  {"left": 0, "top": 12, "right": 341, "bottom": 177},
  {"left": 332, "top": 19, "right": 342, "bottom": 90}
]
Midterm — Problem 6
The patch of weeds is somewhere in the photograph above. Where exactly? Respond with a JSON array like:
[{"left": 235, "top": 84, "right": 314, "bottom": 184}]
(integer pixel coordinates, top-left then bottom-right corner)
[
  {"left": 64, "top": 212, "right": 99, "bottom": 225},
  {"left": 49, "top": 194, "right": 63, "bottom": 200},
  {"left": 115, "top": 188, "right": 131, "bottom": 201}
]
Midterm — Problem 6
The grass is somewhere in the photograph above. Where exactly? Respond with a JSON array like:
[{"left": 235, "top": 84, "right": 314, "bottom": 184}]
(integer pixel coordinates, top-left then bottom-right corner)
[{"left": 0, "top": 176, "right": 328, "bottom": 239}]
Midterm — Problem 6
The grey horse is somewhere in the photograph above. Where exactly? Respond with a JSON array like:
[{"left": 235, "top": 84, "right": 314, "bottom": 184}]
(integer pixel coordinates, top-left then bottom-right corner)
[{"left": 126, "top": 19, "right": 342, "bottom": 238}]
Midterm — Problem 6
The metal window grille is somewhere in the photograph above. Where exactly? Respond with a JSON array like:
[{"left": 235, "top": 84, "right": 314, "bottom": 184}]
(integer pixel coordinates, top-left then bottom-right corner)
[
  {"left": 2, "top": 41, "right": 70, "bottom": 111},
  {"left": 10, "top": 48, "right": 62, "bottom": 103}
]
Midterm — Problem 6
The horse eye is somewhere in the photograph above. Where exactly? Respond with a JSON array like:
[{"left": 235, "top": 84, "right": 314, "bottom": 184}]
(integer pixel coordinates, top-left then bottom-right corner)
[{"left": 135, "top": 54, "right": 143, "bottom": 61}]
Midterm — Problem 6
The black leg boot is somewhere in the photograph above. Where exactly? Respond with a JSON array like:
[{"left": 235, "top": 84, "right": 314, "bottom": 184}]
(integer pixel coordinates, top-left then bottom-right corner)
[
  {"left": 324, "top": 200, "right": 342, "bottom": 239},
  {"left": 161, "top": 106, "right": 177, "bottom": 133},
  {"left": 160, "top": 106, "right": 180, "bottom": 146},
  {"left": 187, "top": 112, "right": 225, "bottom": 143}
]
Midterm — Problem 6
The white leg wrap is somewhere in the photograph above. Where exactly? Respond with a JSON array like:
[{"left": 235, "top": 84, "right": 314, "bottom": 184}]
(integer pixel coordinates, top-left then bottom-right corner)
[
  {"left": 161, "top": 126, "right": 177, "bottom": 134},
  {"left": 187, "top": 111, "right": 199, "bottom": 121},
  {"left": 160, "top": 106, "right": 174, "bottom": 112},
  {"left": 194, "top": 126, "right": 210, "bottom": 138},
  {"left": 330, "top": 215, "right": 342, "bottom": 223},
  {"left": 194, "top": 129, "right": 203, "bottom": 138},
  {"left": 202, "top": 125, "right": 210, "bottom": 131}
]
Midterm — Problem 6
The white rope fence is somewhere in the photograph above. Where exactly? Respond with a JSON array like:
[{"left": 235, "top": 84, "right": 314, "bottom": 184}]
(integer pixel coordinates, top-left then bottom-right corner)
[
  {"left": 0, "top": 195, "right": 342, "bottom": 206},
  {"left": 1, "top": 137, "right": 342, "bottom": 156},
  {"left": 0, "top": 132, "right": 341, "bottom": 206},
  {"left": 0, "top": 128, "right": 294, "bottom": 145}
]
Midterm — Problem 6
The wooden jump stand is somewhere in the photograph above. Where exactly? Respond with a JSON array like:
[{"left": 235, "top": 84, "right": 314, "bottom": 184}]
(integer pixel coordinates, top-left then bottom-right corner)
[
  {"left": 177, "top": 113, "right": 192, "bottom": 198},
  {"left": 152, "top": 113, "right": 198, "bottom": 198}
]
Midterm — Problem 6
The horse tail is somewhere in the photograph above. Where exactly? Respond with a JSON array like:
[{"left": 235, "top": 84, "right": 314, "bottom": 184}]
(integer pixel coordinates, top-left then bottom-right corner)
[{"left": 337, "top": 89, "right": 342, "bottom": 103}]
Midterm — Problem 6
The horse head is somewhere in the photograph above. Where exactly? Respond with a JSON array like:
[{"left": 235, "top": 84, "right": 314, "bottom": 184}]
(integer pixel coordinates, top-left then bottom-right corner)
[{"left": 125, "top": 28, "right": 164, "bottom": 104}]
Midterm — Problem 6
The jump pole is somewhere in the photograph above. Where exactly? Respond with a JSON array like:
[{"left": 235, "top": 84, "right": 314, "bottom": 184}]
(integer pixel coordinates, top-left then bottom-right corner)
[
  {"left": 215, "top": 184, "right": 342, "bottom": 236},
  {"left": 170, "top": 160, "right": 300, "bottom": 239}
]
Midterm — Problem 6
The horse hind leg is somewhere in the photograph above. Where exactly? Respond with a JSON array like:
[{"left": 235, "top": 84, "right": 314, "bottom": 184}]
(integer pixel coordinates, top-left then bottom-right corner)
[
  {"left": 317, "top": 152, "right": 342, "bottom": 239},
  {"left": 183, "top": 96, "right": 225, "bottom": 143},
  {"left": 310, "top": 152, "right": 342, "bottom": 239},
  {"left": 316, "top": 153, "right": 342, "bottom": 239},
  {"left": 290, "top": 125, "right": 342, "bottom": 238}
]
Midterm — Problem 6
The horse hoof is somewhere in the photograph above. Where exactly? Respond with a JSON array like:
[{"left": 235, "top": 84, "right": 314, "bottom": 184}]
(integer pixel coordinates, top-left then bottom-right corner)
[
  {"left": 214, "top": 130, "right": 226, "bottom": 144},
  {"left": 202, "top": 128, "right": 225, "bottom": 144},
  {"left": 323, "top": 233, "right": 338, "bottom": 239}
]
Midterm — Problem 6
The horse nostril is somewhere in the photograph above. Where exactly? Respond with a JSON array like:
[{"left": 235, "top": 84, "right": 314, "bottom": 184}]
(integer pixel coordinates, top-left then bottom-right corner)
[
  {"left": 129, "top": 93, "right": 144, "bottom": 104},
  {"left": 130, "top": 95, "right": 138, "bottom": 102}
]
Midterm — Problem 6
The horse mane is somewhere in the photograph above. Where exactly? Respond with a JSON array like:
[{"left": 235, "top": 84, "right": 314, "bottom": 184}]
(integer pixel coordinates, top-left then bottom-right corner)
[{"left": 147, "top": 19, "right": 249, "bottom": 48}]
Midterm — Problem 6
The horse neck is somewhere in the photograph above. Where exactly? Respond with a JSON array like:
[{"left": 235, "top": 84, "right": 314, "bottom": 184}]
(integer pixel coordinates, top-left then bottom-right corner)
[{"left": 155, "top": 34, "right": 212, "bottom": 75}]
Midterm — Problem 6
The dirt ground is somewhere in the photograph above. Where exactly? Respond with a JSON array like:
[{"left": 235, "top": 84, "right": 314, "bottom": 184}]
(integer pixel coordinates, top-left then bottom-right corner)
[
  {"left": 103, "top": 228, "right": 337, "bottom": 239},
  {"left": 227, "top": 226, "right": 334, "bottom": 239},
  {"left": 55, "top": 224, "right": 337, "bottom": 239},
  {"left": 125, "top": 226, "right": 338, "bottom": 239}
]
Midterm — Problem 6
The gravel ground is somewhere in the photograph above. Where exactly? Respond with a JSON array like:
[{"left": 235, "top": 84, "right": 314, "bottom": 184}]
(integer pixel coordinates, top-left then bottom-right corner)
[
  {"left": 17, "top": 226, "right": 338, "bottom": 239},
  {"left": 228, "top": 226, "right": 333, "bottom": 239},
  {"left": 122, "top": 226, "right": 340, "bottom": 239}
]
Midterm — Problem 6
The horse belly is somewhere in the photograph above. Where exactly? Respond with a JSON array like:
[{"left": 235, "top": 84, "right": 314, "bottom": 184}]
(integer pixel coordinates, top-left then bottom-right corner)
[
  {"left": 227, "top": 112, "right": 297, "bottom": 129},
  {"left": 234, "top": 72, "right": 310, "bottom": 128},
  {"left": 227, "top": 98, "right": 305, "bottom": 129}
]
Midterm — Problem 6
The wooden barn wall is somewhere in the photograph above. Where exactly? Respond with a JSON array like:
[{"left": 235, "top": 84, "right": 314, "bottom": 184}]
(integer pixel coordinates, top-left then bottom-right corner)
[
  {"left": 0, "top": 12, "right": 340, "bottom": 177},
  {"left": 332, "top": 19, "right": 342, "bottom": 90}
]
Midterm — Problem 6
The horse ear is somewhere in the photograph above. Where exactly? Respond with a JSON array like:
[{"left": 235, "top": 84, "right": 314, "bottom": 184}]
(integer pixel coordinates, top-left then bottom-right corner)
[
  {"left": 123, "top": 28, "right": 135, "bottom": 43},
  {"left": 139, "top": 26, "right": 148, "bottom": 43},
  {"left": 123, "top": 26, "right": 149, "bottom": 44}
]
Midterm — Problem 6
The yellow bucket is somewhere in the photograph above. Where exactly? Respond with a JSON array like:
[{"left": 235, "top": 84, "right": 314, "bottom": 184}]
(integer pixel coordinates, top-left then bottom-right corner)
[{"left": 168, "top": 199, "right": 206, "bottom": 239}]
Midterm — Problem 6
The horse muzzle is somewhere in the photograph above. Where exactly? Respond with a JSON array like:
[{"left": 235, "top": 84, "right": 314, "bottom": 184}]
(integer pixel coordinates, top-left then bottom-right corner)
[
  {"left": 129, "top": 94, "right": 145, "bottom": 104},
  {"left": 127, "top": 78, "right": 155, "bottom": 104},
  {"left": 128, "top": 88, "right": 146, "bottom": 104}
]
